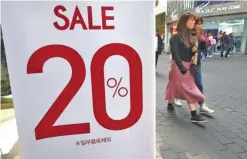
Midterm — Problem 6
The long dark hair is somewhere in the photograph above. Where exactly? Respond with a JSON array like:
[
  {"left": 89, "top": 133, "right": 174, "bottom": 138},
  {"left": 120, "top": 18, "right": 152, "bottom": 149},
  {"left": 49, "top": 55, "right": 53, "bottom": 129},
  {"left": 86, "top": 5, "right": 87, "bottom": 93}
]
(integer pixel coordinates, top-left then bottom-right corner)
[
  {"left": 195, "top": 16, "right": 203, "bottom": 25},
  {"left": 191, "top": 16, "right": 204, "bottom": 36},
  {"left": 176, "top": 13, "right": 196, "bottom": 48}
]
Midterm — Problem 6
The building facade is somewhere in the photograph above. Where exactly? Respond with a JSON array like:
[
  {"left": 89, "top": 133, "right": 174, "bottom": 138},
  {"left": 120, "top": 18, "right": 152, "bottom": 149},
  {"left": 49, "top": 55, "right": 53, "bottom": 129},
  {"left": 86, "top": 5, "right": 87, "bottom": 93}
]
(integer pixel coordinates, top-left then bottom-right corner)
[
  {"left": 155, "top": 0, "right": 167, "bottom": 34},
  {"left": 165, "top": 0, "right": 247, "bottom": 53}
]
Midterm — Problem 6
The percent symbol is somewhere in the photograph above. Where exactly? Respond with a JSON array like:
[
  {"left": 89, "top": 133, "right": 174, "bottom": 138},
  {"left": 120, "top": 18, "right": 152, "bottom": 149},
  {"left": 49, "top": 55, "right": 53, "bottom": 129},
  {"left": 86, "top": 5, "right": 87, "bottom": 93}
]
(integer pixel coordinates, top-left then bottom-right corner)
[{"left": 107, "top": 77, "right": 128, "bottom": 98}]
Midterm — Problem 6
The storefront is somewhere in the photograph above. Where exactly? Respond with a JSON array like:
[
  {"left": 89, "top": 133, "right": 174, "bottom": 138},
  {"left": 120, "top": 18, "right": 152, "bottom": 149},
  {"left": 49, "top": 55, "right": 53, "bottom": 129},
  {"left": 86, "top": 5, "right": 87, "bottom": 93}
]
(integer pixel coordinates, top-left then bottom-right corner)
[
  {"left": 165, "top": 1, "right": 247, "bottom": 53},
  {"left": 156, "top": 12, "right": 166, "bottom": 33},
  {"left": 202, "top": 16, "right": 247, "bottom": 53}
]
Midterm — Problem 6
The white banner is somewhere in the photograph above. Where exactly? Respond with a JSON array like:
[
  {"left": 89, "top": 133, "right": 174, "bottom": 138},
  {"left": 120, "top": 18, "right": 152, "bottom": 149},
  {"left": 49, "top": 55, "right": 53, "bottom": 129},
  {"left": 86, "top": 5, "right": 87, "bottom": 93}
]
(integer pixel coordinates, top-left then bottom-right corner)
[{"left": 1, "top": 1, "right": 155, "bottom": 159}]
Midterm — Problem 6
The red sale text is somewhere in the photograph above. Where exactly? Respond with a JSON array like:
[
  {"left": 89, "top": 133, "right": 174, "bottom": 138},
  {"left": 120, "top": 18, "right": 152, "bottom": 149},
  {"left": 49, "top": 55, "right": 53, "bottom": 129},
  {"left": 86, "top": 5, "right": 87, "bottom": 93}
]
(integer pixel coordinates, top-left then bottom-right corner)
[
  {"left": 53, "top": 5, "right": 114, "bottom": 30},
  {"left": 76, "top": 137, "right": 112, "bottom": 146},
  {"left": 28, "top": 44, "right": 143, "bottom": 141}
]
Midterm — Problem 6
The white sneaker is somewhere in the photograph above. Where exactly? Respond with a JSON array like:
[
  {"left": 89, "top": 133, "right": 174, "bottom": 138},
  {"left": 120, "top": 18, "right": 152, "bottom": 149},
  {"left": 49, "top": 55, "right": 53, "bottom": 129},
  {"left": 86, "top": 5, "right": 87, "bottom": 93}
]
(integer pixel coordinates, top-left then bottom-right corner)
[
  {"left": 200, "top": 104, "right": 215, "bottom": 114},
  {"left": 173, "top": 99, "right": 182, "bottom": 106}
]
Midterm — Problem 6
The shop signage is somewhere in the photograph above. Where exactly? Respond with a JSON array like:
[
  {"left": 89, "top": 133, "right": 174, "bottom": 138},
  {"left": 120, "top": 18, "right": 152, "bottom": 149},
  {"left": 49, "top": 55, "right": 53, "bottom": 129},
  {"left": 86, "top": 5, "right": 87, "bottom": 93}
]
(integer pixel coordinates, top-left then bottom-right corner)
[
  {"left": 167, "top": 1, "right": 247, "bottom": 23},
  {"left": 171, "top": 9, "right": 178, "bottom": 21},
  {"left": 195, "top": 1, "right": 210, "bottom": 14},
  {"left": 196, "top": 2, "right": 242, "bottom": 14}
]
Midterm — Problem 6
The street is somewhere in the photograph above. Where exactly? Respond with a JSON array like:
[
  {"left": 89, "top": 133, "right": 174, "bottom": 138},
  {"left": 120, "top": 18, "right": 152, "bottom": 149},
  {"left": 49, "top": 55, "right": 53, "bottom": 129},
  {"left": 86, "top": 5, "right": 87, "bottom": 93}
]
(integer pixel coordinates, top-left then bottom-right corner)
[{"left": 156, "top": 53, "right": 247, "bottom": 159}]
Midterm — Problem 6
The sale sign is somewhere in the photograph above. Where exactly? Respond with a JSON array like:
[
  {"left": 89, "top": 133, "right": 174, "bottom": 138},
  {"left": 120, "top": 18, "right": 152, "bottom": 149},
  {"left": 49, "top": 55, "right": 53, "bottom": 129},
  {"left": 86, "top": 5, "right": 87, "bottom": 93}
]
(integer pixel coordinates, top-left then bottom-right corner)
[{"left": 1, "top": 1, "right": 154, "bottom": 159}]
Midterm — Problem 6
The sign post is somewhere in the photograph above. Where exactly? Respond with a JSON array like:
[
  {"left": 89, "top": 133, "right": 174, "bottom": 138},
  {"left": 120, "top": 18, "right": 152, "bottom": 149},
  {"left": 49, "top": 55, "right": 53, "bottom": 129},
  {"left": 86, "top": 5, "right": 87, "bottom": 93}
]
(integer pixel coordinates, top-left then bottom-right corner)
[{"left": 1, "top": 1, "right": 154, "bottom": 159}]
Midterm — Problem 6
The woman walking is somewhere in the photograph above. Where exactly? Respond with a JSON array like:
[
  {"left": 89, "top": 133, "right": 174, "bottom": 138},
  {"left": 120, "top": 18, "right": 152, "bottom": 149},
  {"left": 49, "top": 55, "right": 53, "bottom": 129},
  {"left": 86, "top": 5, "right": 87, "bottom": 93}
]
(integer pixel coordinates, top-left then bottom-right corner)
[
  {"left": 170, "top": 17, "right": 215, "bottom": 114},
  {"left": 225, "top": 33, "right": 234, "bottom": 59},
  {"left": 165, "top": 13, "right": 207, "bottom": 123},
  {"left": 193, "top": 17, "right": 215, "bottom": 114}
]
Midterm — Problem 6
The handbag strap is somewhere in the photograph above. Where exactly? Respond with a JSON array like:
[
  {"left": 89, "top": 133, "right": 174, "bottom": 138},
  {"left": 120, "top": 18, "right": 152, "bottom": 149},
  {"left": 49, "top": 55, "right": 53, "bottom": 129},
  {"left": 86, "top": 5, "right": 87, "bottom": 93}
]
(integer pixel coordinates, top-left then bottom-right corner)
[{"left": 191, "top": 39, "right": 198, "bottom": 65}]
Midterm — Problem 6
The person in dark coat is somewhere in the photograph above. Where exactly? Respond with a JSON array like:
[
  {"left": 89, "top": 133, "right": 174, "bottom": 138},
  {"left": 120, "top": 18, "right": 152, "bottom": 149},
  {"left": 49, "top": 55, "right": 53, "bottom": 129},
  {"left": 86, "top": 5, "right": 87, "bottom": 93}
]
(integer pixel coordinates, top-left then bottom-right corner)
[
  {"left": 198, "top": 32, "right": 207, "bottom": 60},
  {"left": 156, "top": 29, "right": 163, "bottom": 68},
  {"left": 220, "top": 32, "right": 228, "bottom": 59},
  {"left": 225, "top": 33, "right": 234, "bottom": 58}
]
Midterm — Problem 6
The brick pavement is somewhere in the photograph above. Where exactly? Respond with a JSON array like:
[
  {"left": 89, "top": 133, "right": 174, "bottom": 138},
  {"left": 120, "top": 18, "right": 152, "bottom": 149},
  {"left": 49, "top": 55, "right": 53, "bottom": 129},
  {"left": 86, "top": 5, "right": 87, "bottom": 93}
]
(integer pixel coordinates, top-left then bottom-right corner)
[{"left": 156, "top": 53, "right": 247, "bottom": 159}]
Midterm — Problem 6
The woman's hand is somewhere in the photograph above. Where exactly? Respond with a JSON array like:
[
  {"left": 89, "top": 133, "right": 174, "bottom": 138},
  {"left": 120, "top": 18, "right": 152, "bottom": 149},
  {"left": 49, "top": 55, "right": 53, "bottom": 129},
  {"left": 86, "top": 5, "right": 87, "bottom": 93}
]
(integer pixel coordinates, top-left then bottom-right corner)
[
  {"left": 180, "top": 67, "right": 187, "bottom": 75},
  {"left": 192, "top": 46, "right": 197, "bottom": 53}
]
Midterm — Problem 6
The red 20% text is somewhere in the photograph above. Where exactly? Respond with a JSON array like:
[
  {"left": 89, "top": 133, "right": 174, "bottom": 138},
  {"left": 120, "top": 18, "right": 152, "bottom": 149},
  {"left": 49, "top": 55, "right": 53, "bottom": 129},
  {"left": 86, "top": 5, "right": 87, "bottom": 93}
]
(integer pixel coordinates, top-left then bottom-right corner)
[
  {"left": 27, "top": 43, "right": 143, "bottom": 140},
  {"left": 107, "top": 77, "right": 128, "bottom": 98}
]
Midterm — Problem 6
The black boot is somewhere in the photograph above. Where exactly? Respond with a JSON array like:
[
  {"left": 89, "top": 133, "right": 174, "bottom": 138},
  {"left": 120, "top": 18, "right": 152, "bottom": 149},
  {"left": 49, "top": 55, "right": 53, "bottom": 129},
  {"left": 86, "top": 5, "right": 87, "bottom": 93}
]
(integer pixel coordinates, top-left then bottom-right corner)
[
  {"left": 167, "top": 103, "right": 176, "bottom": 115},
  {"left": 190, "top": 110, "right": 207, "bottom": 123}
]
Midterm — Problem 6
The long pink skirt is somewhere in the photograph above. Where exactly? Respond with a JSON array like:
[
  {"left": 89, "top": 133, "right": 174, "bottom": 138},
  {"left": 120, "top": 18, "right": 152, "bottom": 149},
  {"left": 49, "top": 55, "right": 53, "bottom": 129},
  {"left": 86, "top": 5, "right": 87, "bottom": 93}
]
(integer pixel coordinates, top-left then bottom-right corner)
[{"left": 165, "top": 60, "right": 205, "bottom": 104}]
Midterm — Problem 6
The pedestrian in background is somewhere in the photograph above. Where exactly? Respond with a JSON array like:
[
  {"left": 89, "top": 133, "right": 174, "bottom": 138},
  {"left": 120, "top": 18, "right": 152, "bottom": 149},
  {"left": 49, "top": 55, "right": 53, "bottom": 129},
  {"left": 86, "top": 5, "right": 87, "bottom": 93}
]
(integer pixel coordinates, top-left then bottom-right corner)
[
  {"left": 161, "top": 30, "right": 165, "bottom": 52},
  {"left": 225, "top": 33, "right": 234, "bottom": 59},
  {"left": 220, "top": 32, "right": 227, "bottom": 59},
  {"left": 198, "top": 32, "right": 207, "bottom": 60},
  {"left": 165, "top": 13, "right": 207, "bottom": 123},
  {"left": 212, "top": 36, "right": 217, "bottom": 53},
  {"left": 217, "top": 30, "right": 223, "bottom": 52},
  {"left": 156, "top": 29, "right": 163, "bottom": 68},
  {"left": 206, "top": 32, "right": 214, "bottom": 58},
  {"left": 231, "top": 40, "right": 236, "bottom": 54},
  {"left": 155, "top": 31, "right": 158, "bottom": 63}
]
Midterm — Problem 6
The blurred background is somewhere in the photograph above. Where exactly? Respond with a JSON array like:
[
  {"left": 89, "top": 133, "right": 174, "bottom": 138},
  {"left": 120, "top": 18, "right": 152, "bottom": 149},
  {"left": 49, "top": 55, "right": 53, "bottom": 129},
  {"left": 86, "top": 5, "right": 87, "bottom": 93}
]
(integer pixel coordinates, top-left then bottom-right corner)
[{"left": 156, "top": 0, "right": 247, "bottom": 54}]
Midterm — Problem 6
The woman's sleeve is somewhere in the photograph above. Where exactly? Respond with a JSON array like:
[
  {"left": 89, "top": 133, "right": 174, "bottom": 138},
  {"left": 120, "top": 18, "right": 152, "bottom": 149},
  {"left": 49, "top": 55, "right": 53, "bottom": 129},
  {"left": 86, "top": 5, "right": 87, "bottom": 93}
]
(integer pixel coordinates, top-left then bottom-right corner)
[
  {"left": 170, "top": 35, "right": 187, "bottom": 73},
  {"left": 191, "top": 39, "right": 198, "bottom": 56}
]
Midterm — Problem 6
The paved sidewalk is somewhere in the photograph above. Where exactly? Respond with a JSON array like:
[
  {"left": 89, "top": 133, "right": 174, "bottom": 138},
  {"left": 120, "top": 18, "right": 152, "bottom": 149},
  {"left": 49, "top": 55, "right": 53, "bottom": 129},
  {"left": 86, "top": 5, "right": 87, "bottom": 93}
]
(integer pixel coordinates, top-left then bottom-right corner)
[{"left": 156, "top": 53, "right": 247, "bottom": 159}]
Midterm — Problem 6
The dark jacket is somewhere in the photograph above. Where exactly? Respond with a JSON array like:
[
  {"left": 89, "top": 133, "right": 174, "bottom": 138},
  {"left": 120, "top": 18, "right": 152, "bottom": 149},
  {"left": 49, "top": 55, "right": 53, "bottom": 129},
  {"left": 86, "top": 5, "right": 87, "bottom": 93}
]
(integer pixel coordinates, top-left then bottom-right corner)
[
  {"left": 226, "top": 36, "right": 234, "bottom": 49},
  {"left": 197, "top": 39, "right": 207, "bottom": 66},
  {"left": 157, "top": 35, "right": 163, "bottom": 54},
  {"left": 170, "top": 34, "right": 194, "bottom": 73},
  {"left": 220, "top": 35, "right": 228, "bottom": 47}
]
